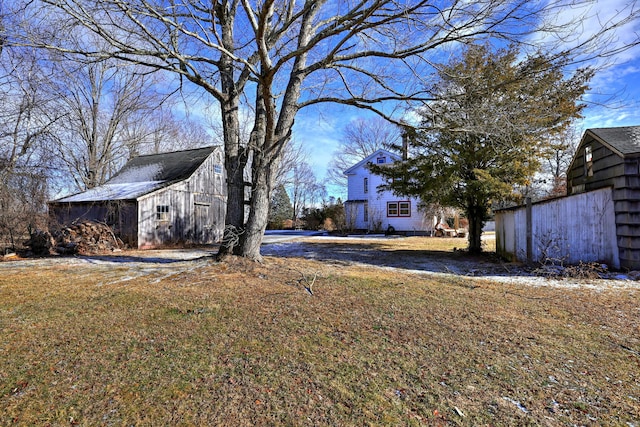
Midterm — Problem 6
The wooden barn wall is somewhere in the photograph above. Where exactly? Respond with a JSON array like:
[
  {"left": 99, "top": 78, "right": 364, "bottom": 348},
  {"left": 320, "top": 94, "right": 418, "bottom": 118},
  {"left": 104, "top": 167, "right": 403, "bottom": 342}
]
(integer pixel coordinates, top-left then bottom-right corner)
[
  {"left": 49, "top": 202, "right": 106, "bottom": 227},
  {"left": 613, "top": 162, "right": 640, "bottom": 269},
  {"left": 496, "top": 187, "right": 619, "bottom": 268},
  {"left": 136, "top": 152, "right": 226, "bottom": 248},
  {"left": 566, "top": 135, "right": 640, "bottom": 269},
  {"left": 567, "top": 137, "right": 624, "bottom": 195}
]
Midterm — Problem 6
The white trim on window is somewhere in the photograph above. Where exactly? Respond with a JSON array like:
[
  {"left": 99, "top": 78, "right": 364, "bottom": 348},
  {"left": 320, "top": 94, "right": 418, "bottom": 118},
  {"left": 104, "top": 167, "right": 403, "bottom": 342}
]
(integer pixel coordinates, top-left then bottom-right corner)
[
  {"left": 156, "top": 205, "right": 170, "bottom": 221},
  {"left": 585, "top": 145, "right": 593, "bottom": 177},
  {"left": 387, "top": 201, "right": 411, "bottom": 217}
]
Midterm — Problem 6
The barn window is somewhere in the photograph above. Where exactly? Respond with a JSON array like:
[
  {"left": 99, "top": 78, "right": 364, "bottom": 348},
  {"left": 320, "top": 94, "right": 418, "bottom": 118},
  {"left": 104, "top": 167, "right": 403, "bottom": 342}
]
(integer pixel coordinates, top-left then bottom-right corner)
[
  {"left": 585, "top": 145, "right": 593, "bottom": 177},
  {"left": 387, "top": 201, "right": 411, "bottom": 217},
  {"left": 214, "top": 164, "right": 223, "bottom": 174},
  {"left": 364, "top": 177, "right": 369, "bottom": 194},
  {"left": 156, "top": 205, "right": 170, "bottom": 221}
]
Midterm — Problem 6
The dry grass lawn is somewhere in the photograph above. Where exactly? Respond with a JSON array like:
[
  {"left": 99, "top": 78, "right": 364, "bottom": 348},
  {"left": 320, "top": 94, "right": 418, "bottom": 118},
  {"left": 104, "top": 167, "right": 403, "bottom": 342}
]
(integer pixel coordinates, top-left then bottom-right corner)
[{"left": 1, "top": 237, "right": 639, "bottom": 426}]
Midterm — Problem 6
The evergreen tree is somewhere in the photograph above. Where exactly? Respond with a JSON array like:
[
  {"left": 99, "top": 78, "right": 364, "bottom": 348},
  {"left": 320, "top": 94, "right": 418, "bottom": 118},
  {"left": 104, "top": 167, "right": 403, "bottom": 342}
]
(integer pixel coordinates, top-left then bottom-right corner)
[
  {"left": 373, "top": 44, "right": 593, "bottom": 253},
  {"left": 268, "top": 184, "right": 292, "bottom": 230}
]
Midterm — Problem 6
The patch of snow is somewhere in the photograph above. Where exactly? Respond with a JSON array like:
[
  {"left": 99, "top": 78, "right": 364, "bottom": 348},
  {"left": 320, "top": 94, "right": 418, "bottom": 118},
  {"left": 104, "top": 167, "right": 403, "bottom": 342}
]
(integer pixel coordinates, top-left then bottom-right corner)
[
  {"left": 109, "top": 163, "right": 164, "bottom": 183},
  {"left": 261, "top": 236, "right": 640, "bottom": 290},
  {"left": 56, "top": 181, "right": 166, "bottom": 202},
  {"left": 502, "top": 396, "right": 529, "bottom": 414}
]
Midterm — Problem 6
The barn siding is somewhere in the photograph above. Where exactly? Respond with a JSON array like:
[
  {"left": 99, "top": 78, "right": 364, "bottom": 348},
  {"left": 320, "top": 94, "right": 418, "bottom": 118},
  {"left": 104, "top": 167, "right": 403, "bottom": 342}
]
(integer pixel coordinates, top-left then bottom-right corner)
[
  {"left": 136, "top": 151, "right": 226, "bottom": 249},
  {"left": 613, "top": 175, "right": 640, "bottom": 268},
  {"left": 566, "top": 133, "right": 640, "bottom": 269},
  {"left": 496, "top": 188, "right": 619, "bottom": 268},
  {"left": 567, "top": 138, "right": 624, "bottom": 195}
]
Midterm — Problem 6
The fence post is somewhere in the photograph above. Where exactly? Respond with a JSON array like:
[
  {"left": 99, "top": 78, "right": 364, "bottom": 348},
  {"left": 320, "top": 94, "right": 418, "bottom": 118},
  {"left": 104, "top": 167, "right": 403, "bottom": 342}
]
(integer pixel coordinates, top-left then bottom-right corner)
[{"left": 526, "top": 197, "right": 533, "bottom": 264}]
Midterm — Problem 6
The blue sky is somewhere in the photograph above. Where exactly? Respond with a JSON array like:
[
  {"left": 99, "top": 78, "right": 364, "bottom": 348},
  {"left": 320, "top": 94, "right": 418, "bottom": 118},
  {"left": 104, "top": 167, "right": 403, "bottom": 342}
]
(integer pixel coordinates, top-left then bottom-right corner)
[
  {"left": 176, "top": 1, "right": 639, "bottom": 201},
  {"left": 292, "top": 0, "right": 640, "bottom": 199}
]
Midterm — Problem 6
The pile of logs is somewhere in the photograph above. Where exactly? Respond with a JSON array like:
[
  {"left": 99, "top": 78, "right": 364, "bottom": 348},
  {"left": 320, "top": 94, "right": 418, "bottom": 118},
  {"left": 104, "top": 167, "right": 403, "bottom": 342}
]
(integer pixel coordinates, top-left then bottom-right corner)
[{"left": 27, "top": 221, "right": 123, "bottom": 255}]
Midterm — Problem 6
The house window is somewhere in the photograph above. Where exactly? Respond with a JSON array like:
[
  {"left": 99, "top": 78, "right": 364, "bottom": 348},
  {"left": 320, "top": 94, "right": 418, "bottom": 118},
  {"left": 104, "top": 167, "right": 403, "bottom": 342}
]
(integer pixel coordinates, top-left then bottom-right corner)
[
  {"left": 387, "top": 201, "right": 411, "bottom": 217},
  {"left": 364, "top": 202, "right": 368, "bottom": 222},
  {"left": 156, "top": 205, "right": 170, "bottom": 221},
  {"left": 399, "top": 201, "right": 411, "bottom": 216},
  {"left": 387, "top": 202, "right": 398, "bottom": 216},
  {"left": 377, "top": 157, "right": 386, "bottom": 164},
  {"left": 364, "top": 177, "right": 369, "bottom": 194},
  {"left": 585, "top": 145, "right": 593, "bottom": 177},
  {"left": 214, "top": 164, "right": 223, "bottom": 174}
]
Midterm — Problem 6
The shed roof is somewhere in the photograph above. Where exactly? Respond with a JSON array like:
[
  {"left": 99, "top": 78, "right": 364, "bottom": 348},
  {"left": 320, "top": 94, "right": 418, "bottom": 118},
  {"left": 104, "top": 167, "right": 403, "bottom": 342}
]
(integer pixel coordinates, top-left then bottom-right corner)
[
  {"left": 109, "top": 146, "right": 217, "bottom": 183},
  {"left": 53, "top": 181, "right": 168, "bottom": 203},
  {"left": 587, "top": 126, "right": 640, "bottom": 157},
  {"left": 52, "top": 146, "right": 218, "bottom": 203}
]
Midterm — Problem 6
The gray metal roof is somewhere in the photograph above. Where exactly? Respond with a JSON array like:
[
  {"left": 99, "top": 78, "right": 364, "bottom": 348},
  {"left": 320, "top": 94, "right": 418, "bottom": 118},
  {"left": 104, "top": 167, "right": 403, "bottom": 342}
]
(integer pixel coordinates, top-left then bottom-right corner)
[
  {"left": 109, "top": 146, "right": 217, "bottom": 183},
  {"left": 588, "top": 126, "right": 640, "bottom": 156},
  {"left": 52, "top": 146, "right": 218, "bottom": 203}
]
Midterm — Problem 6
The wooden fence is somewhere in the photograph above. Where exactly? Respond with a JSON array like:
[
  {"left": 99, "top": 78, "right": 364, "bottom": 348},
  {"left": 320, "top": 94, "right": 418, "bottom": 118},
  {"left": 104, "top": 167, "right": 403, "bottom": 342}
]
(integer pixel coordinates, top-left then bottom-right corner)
[{"left": 495, "top": 187, "right": 620, "bottom": 268}]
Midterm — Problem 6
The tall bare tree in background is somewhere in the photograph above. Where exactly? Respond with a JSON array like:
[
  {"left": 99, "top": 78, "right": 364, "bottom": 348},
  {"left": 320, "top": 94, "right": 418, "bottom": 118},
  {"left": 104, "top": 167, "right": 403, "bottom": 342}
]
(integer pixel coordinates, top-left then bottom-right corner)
[
  {"left": 272, "top": 140, "right": 325, "bottom": 224},
  {"left": 0, "top": 45, "right": 63, "bottom": 249},
  {"left": 14, "top": 0, "right": 639, "bottom": 260},
  {"left": 43, "top": 52, "right": 172, "bottom": 190},
  {"left": 288, "top": 162, "right": 325, "bottom": 224},
  {"left": 120, "top": 107, "right": 214, "bottom": 159},
  {"left": 327, "top": 117, "right": 402, "bottom": 189},
  {"left": 541, "top": 126, "right": 581, "bottom": 198}
]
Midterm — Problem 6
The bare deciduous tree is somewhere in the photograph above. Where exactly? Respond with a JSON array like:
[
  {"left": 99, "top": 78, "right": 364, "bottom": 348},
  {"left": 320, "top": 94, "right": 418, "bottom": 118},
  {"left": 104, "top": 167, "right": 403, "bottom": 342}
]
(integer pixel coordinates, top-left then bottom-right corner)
[
  {"left": 0, "top": 47, "right": 62, "bottom": 248},
  {"left": 44, "top": 54, "right": 171, "bottom": 190},
  {"left": 288, "top": 162, "right": 325, "bottom": 224},
  {"left": 117, "top": 107, "right": 214, "bottom": 159},
  {"left": 327, "top": 117, "right": 402, "bottom": 188},
  {"left": 541, "top": 125, "right": 581, "bottom": 197}
]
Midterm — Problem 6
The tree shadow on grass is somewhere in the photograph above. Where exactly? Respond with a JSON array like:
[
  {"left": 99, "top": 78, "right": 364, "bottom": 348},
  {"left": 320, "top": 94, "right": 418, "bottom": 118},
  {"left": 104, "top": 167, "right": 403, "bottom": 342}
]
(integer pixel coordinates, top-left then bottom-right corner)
[
  {"left": 79, "top": 248, "right": 218, "bottom": 265},
  {"left": 261, "top": 240, "right": 517, "bottom": 277}
]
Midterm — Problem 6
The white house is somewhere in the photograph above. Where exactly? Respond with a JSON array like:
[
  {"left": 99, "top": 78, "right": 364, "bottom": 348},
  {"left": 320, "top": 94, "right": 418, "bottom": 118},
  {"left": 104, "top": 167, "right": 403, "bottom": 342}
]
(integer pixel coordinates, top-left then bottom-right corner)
[{"left": 343, "top": 149, "right": 431, "bottom": 234}]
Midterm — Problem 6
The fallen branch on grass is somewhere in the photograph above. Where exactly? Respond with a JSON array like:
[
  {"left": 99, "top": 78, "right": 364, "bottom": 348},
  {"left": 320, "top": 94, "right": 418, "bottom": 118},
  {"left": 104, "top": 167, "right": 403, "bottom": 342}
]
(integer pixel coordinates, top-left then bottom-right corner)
[{"left": 290, "top": 269, "right": 319, "bottom": 295}]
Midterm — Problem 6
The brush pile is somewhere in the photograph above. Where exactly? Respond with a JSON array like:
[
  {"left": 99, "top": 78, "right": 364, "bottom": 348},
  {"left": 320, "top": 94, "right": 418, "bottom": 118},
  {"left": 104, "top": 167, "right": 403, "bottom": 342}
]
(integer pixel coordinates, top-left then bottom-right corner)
[{"left": 27, "top": 221, "right": 123, "bottom": 255}]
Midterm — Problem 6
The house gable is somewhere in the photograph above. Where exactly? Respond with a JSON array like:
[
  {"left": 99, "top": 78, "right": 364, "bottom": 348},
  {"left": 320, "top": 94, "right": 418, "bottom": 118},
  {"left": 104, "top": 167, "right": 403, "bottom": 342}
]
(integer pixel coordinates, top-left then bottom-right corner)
[
  {"left": 343, "top": 149, "right": 430, "bottom": 233},
  {"left": 343, "top": 149, "right": 401, "bottom": 176},
  {"left": 567, "top": 126, "right": 640, "bottom": 196}
]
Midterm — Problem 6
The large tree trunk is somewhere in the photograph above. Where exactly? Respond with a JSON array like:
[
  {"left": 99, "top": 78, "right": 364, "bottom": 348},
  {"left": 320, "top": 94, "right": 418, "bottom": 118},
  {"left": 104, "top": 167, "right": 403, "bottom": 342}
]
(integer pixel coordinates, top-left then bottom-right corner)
[
  {"left": 217, "top": 96, "right": 248, "bottom": 258},
  {"left": 466, "top": 203, "right": 486, "bottom": 254},
  {"left": 216, "top": 6, "right": 249, "bottom": 259},
  {"left": 241, "top": 151, "right": 274, "bottom": 261}
]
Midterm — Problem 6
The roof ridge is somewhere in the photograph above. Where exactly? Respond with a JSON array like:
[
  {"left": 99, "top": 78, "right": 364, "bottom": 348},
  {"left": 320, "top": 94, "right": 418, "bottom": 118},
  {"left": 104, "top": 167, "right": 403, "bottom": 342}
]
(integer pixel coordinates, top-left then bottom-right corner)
[{"left": 130, "top": 145, "right": 218, "bottom": 159}]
